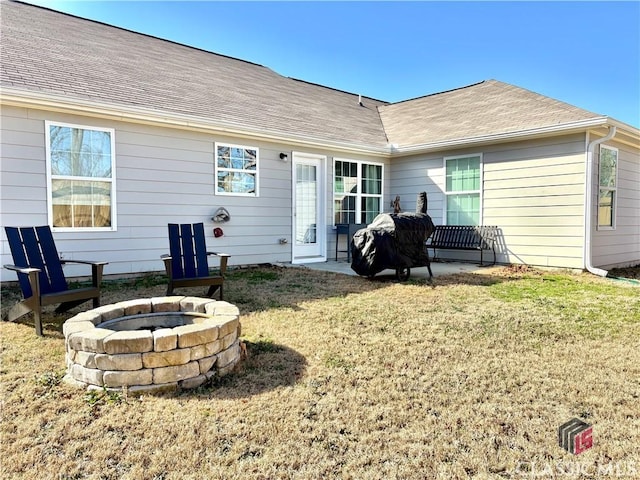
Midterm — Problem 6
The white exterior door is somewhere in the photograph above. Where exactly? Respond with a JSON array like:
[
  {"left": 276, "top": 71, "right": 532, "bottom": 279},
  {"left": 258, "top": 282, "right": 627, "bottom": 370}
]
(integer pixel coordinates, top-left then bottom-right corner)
[{"left": 292, "top": 152, "right": 325, "bottom": 263}]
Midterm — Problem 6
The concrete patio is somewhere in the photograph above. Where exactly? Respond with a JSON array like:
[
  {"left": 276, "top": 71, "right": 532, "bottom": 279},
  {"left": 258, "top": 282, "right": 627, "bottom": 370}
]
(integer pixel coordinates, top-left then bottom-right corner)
[{"left": 298, "top": 259, "right": 500, "bottom": 280}]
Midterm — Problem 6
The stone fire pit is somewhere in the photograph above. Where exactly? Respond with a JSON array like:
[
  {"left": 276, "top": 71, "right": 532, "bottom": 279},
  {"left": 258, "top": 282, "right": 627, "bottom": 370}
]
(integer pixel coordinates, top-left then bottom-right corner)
[{"left": 63, "top": 296, "right": 242, "bottom": 395}]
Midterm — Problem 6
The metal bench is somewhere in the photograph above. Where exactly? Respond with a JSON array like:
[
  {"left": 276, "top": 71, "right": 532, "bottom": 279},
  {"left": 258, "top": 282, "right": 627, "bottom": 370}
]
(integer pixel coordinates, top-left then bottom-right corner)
[{"left": 426, "top": 225, "right": 498, "bottom": 266}]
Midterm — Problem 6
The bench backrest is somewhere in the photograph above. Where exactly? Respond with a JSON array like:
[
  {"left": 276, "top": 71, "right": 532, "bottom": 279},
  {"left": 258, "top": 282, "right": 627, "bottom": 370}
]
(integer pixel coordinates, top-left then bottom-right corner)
[
  {"left": 168, "top": 223, "right": 210, "bottom": 280},
  {"left": 5, "top": 226, "right": 68, "bottom": 297},
  {"left": 430, "top": 225, "right": 496, "bottom": 249}
]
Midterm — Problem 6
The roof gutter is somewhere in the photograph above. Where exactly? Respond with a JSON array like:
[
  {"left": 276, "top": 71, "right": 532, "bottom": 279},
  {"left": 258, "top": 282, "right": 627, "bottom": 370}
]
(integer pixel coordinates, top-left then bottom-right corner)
[
  {"left": 584, "top": 125, "right": 617, "bottom": 277},
  {"left": 390, "top": 117, "right": 611, "bottom": 156}
]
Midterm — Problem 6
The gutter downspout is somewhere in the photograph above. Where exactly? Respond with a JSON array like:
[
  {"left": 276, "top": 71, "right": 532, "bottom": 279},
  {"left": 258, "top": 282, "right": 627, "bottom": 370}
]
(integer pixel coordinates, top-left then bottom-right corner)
[{"left": 584, "top": 126, "right": 616, "bottom": 277}]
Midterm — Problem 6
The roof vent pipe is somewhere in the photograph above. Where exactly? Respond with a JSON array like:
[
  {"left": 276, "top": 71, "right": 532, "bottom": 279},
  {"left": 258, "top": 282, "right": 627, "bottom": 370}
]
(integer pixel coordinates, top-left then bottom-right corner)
[
  {"left": 584, "top": 125, "right": 616, "bottom": 277},
  {"left": 358, "top": 94, "right": 363, "bottom": 106}
]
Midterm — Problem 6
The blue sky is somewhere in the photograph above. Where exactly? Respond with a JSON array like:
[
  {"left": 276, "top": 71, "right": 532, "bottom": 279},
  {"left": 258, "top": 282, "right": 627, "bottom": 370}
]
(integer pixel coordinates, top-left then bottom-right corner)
[{"left": 22, "top": 1, "right": 640, "bottom": 128}]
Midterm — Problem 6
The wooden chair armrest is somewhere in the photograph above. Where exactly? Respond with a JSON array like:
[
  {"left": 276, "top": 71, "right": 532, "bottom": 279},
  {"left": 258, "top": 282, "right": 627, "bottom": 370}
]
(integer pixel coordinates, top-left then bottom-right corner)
[
  {"left": 3, "top": 264, "right": 41, "bottom": 275},
  {"left": 206, "top": 252, "right": 231, "bottom": 258},
  {"left": 160, "top": 255, "right": 173, "bottom": 281},
  {"left": 206, "top": 252, "right": 230, "bottom": 276},
  {"left": 60, "top": 259, "right": 108, "bottom": 266},
  {"left": 59, "top": 260, "right": 106, "bottom": 288}
]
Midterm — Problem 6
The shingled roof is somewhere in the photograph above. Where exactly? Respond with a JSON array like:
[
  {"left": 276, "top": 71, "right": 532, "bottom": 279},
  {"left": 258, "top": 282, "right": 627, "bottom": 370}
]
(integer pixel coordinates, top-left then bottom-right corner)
[
  {"left": 1, "top": 1, "right": 624, "bottom": 154},
  {"left": 378, "top": 80, "right": 603, "bottom": 148},
  {"left": 0, "top": 0, "right": 389, "bottom": 150}
]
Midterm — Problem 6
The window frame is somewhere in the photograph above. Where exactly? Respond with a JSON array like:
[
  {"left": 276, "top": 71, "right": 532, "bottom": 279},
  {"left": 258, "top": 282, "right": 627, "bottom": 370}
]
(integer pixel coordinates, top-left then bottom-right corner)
[
  {"left": 214, "top": 142, "right": 259, "bottom": 197},
  {"left": 333, "top": 157, "right": 384, "bottom": 226},
  {"left": 45, "top": 121, "right": 117, "bottom": 232},
  {"left": 597, "top": 144, "right": 618, "bottom": 230},
  {"left": 443, "top": 153, "right": 483, "bottom": 226}
]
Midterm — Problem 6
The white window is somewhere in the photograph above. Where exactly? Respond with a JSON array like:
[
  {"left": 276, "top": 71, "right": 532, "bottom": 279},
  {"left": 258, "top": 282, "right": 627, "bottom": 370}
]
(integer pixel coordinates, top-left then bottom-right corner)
[
  {"left": 598, "top": 145, "right": 618, "bottom": 229},
  {"left": 333, "top": 158, "right": 383, "bottom": 225},
  {"left": 215, "top": 143, "right": 258, "bottom": 196},
  {"left": 45, "top": 121, "right": 116, "bottom": 230},
  {"left": 444, "top": 154, "right": 482, "bottom": 225}
]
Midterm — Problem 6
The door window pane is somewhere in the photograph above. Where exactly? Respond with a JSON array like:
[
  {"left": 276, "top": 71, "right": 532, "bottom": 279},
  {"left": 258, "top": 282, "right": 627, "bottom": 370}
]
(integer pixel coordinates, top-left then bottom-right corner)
[{"left": 296, "top": 164, "right": 317, "bottom": 244}]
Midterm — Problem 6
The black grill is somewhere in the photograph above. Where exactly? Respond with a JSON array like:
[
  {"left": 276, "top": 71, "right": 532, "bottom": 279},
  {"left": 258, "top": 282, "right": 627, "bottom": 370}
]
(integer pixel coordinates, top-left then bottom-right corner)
[{"left": 350, "top": 193, "right": 434, "bottom": 280}]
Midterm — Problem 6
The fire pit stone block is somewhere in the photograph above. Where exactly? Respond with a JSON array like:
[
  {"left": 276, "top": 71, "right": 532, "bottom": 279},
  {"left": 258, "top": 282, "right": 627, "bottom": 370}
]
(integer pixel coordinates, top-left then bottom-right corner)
[
  {"left": 118, "top": 298, "right": 153, "bottom": 316},
  {"left": 95, "top": 353, "right": 143, "bottom": 371},
  {"left": 71, "top": 364, "right": 104, "bottom": 386},
  {"left": 68, "top": 328, "right": 113, "bottom": 354},
  {"left": 151, "top": 296, "right": 183, "bottom": 312},
  {"left": 190, "top": 340, "right": 222, "bottom": 361},
  {"left": 153, "top": 361, "right": 200, "bottom": 384},
  {"left": 198, "top": 355, "right": 217, "bottom": 374},
  {"left": 152, "top": 328, "right": 178, "bottom": 351},
  {"left": 176, "top": 323, "right": 219, "bottom": 348},
  {"left": 104, "top": 369, "right": 153, "bottom": 388},
  {"left": 64, "top": 310, "right": 103, "bottom": 325},
  {"left": 73, "top": 350, "right": 96, "bottom": 369},
  {"left": 91, "top": 304, "right": 126, "bottom": 322},
  {"left": 103, "top": 330, "right": 154, "bottom": 354},
  {"left": 142, "top": 349, "right": 191, "bottom": 368}
]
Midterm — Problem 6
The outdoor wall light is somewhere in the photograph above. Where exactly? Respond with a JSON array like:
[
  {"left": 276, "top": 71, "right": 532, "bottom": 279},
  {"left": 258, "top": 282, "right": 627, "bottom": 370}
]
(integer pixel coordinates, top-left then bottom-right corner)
[{"left": 279, "top": 152, "right": 288, "bottom": 161}]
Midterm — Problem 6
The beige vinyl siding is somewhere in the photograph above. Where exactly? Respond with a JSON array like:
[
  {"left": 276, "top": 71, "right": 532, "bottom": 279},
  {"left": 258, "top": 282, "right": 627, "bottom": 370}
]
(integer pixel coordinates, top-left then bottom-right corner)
[
  {"left": 482, "top": 135, "right": 587, "bottom": 268},
  {"left": 0, "top": 106, "right": 305, "bottom": 281},
  {"left": 389, "top": 154, "right": 444, "bottom": 221},
  {"left": 592, "top": 140, "right": 640, "bottom": 268},
  {"left": 390, "top": 134, "right": 588, "bottom": 268},
  {"left": 0, "top": 106, "right": 49, "bottom": 225}
]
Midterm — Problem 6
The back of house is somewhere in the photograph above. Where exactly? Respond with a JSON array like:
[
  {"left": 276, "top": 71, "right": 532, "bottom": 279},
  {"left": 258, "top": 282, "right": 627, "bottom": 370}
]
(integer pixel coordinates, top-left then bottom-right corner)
[{"left": 1, "top": 0, "right": 638, "bottom": 283}]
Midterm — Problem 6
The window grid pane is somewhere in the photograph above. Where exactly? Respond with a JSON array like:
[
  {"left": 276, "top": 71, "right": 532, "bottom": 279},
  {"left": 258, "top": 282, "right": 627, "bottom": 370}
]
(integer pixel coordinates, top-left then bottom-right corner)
[
  {"left": 598, "top": 189, "right": 614, "bottom": 227},
  {"left": 361, "top": 164, "right": 382, "bottom": 194},
  {"left": 335, "top": 160, "right": 358, "bottom": 194},
  {"left": 216, "top": 144, "right": 258, "bottom": 195},
  {"left": 50, "top": 126, "right": 112, "bottom": 178},
  {"left": 446, "top": 193, "right": 480, "bottom": 226},
  {"left": 361, "top": 196, "right": 381, "bottom": 224},
  {"left": 334, "top": 195, "right": 356, "bottom": 224},
  {"left": 446, "top": 156, "right": 480, "bottom": 193},
  {"left": 599, "top": 147, "right": 617, "bottom": 188},
  {"left": 334, "top": 160, "right": 383, "bottom": 226},
  {"left": 51, "top": 179, "right": 112, "bottom": 228}
]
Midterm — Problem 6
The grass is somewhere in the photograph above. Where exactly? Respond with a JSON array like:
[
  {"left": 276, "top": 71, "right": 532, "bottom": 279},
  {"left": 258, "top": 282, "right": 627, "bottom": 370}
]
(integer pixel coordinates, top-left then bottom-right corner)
[{"left": 1, "top": 264, "right": 639, "bottom": 479}]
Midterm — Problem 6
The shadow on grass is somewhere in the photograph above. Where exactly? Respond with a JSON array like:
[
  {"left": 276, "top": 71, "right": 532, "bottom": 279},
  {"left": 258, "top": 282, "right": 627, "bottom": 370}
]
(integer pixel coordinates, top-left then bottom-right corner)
[
  {"left": 1, "top": 264, "right": 515, "bottom": 335},
  {"left": 187, "top": 340, "right": 307, "bottom": 399},
  {"left": 364, "top": 270, "right": 507, "bottom": 288},
  {"left": 223, "top": 265, "right": 390, "bottom": 314}
]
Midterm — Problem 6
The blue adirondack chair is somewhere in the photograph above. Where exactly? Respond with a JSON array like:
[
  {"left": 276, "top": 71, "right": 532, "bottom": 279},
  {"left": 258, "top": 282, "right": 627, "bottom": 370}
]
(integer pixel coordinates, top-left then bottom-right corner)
[
  {"left": 3, "top": 226, "right": 107, "bottom": 336},
  {"left": 161, "top": 223, "right": 230, "bottom": 300}
]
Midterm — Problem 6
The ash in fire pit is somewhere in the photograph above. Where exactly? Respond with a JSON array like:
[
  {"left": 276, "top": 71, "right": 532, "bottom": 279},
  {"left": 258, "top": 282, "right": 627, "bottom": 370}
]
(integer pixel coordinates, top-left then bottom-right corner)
[{"left": 63, "top": 296, "right": 242, "bottom": 394}]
